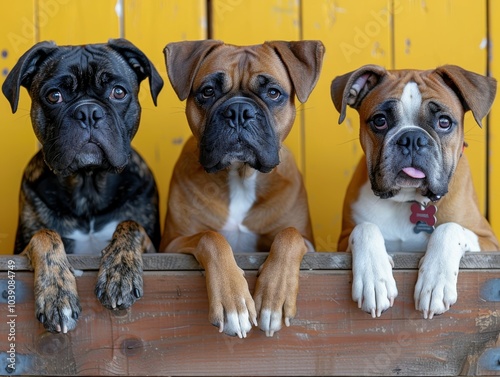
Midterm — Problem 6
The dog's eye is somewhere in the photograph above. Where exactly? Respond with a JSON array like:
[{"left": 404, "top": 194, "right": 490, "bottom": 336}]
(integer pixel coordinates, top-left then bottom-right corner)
[
  {"left": 437, "top": 116, "right": 452, "bottom": 130},
  {"left": 372, "top": 115, "right": 387, "bottom": 130},
  {"left": 201, "top": 87, "right": 215, "bottom": 98},
  {"left": 46, "top": 90, "right": 63, "bottom": 104},
  {"left": 110, "top": 86, "right": 127, "bottom": 100},
  {"left": 267, "top": 88, "right": 281, "bottom": 100}
]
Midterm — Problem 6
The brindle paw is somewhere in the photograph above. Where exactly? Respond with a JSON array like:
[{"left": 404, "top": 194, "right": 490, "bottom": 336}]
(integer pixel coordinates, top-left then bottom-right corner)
[
  {"left": 35, "top": 278, "right": 81, "bottom": 333},
  {"left": 95, "top": 243, "right": 144, "bottom": 310}
]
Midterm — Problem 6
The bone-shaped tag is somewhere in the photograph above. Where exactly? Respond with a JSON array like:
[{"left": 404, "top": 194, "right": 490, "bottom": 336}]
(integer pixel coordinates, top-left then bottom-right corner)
[
  {"left": 410, "top": 203, "right": 437, "bottom": 226},
  {"left": 410, "top": 203, "right": 437, "bottom": 234}
]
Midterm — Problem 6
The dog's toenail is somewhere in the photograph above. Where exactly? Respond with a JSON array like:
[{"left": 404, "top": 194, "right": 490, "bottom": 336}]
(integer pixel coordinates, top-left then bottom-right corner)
[{"left": 38, "top": 314, "right": 46, "bottom": 323}]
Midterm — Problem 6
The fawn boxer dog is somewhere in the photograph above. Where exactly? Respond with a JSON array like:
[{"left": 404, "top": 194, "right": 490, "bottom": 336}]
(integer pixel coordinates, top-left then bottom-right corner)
[
  {"left": 2, "top": 39, "right": 163, "bottom": 332},
  {"left": 331, "top": 64, "right": 498, "bottom": 319},
  {"left": 162, "top": 40, "right": 324, "bottom": 337}
]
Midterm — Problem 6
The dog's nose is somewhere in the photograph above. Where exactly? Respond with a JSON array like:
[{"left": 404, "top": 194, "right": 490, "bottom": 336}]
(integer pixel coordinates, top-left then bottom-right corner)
[
  {"left": 73, "top": 103, "right": 104, "bottom": 129},
  {"left": 223, "top": 102, "right": 256, "bottom": 130},
  {"left": 396, "top": 131, "right": 429, "bottom": 155}
]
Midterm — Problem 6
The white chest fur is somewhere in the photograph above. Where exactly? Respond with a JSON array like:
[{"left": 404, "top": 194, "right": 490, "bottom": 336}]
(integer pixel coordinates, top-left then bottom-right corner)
[
  {"left": 220, "top": 168, "right": 259, "bottom": 252},
  {"left": 352, "top": 182, "right": 430, "bottom": 252},
  {"left": 65, "top": 220, "right": 119, "bottom": 254}
]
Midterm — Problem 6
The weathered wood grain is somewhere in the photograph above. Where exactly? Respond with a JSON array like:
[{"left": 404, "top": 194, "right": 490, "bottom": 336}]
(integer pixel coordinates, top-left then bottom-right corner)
[
  {"left": 0, "top": 257, "right": 499, "bottom": 375},
  {"left": 1, "top": 252, "right": 500, "bottom": 271}
]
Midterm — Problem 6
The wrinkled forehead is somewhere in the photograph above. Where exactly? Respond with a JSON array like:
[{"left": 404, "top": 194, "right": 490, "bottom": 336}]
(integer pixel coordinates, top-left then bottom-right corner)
[
  {"left": 193, "top": 44, "right": 291, "bottom": 88},
  {"left": 364, "top": 70, "right": 463, "bottom": 115},
  {"left": 34, "top": 45, "right": 131, "bottom": 90},
  {"left": 43, "top": 45, "right": 128, "bottom": 75}
]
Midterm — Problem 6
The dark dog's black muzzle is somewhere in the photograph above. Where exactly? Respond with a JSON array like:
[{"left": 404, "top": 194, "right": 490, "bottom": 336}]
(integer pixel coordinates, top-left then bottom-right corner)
[{"left": 72, "top": 102, "right": 105, "bottom": 129}]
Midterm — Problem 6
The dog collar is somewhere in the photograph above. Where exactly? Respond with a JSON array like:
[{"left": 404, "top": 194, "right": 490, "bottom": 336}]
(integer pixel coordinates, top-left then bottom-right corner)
[{"left": 409, "top": 201, "right": 437, "bottom": 234}]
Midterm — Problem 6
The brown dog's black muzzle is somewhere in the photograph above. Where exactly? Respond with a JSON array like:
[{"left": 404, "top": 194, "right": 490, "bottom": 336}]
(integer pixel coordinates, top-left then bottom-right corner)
[
  {"left": 200, "top": 96, "right": 280, "bottom": 173},
  {"left": 222, "top": 100, "right": 257, "bottom": 132}
]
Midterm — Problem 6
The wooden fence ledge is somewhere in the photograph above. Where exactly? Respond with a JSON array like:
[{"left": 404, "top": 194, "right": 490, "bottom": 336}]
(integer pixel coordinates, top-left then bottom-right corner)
[
  {"left": 0, "top": 252, "right": 499, "bottom": 376},
  {"left": 2, "top": 251, "right": 500, "bottom": 271}
]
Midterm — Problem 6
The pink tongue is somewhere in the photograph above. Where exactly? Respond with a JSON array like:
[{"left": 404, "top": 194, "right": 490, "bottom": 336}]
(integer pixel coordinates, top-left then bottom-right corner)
[{"left": 402, "top": 167, "right": 426, "bottom": 179}]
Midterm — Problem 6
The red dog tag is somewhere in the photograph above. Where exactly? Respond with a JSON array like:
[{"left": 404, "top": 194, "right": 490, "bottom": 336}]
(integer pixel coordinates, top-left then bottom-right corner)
[{"left": 410, "top": 203, "right": 437, "bottom": 234}]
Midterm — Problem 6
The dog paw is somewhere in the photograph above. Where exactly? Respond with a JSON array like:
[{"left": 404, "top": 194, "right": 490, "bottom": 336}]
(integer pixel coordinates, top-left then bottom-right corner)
[
  {"left": 251, "top": 228, "right": 307, "bottom": 337},
  {"left": 212, "top": 303, "right": 256, "bottom": 338},
  {"left": 25, "top": 230, "right": 82, "bottom": 333},
  {"left": 256, "top": 309, "right": 287, "bottom": 337},
  {"left": 253, "top": 263, "right": 300, "bottom": 337},
  {"left": 414, "top": 258, "right": 459, "bottom": 319},
  {"left": 95, "top": 242, "right": 144, "bottom": 310},
  {"left": 350, "top": 224, "right": 398, "bottom": 317},
  {"left": 352, "top": 254, "right": 398, "bottom": 317},
  {"left": 34, "top": 271, "right": 81, "bottom": 333},
  {"left": 207, "top": 266, "right": 257, "bottom": 338},
  {"left": 352, "top": 271, "right": 398, "bottom": 318},
  {"left": 414, "top": 223, "right": 473, "bottom": 319}
]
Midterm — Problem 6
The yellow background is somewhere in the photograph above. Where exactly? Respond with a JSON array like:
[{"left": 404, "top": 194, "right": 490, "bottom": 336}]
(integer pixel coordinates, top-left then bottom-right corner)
[{"left": 0, "top": 0, "right": 497, "bottom": 253}]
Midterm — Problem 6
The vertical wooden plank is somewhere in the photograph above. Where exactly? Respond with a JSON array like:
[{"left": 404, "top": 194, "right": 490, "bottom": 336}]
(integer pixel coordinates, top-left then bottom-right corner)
[
  {"left": 393, "top": 0, "right": 489, "bottom": 215},
  {"left": 211, "top": 0, "right": 300, "bottom": 40},
  {"left": 488, "top": 0, "right": 500, "bottom": 240},
  {"left": 37, "top": 0, "right": 119, "bottom": 43},
  {"left": 302, "top": 0, "right": 393, "bottom": 250},
  {"left": 210, "top": 0, "right": 304, "bottom": 169},
  {"left": 0, "top": 3, "right": 38, "bottom": 254},
  {"left": 124, "top": 0, "right": 207, "bottom": 234}
]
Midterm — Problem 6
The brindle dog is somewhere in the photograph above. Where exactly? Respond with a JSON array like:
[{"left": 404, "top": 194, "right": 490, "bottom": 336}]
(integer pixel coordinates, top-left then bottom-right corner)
[{"left": 2, "top": 38, "right": 163, "bottom": 332}]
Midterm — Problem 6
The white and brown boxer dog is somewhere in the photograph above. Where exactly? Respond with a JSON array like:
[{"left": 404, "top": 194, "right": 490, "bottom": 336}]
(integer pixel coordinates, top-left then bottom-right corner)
[
  {"left": 331, "top": 64, "right": 499, "bottom": 319},
  {"left": 162, "top": 40, "right": 324, "bottom": 337}
]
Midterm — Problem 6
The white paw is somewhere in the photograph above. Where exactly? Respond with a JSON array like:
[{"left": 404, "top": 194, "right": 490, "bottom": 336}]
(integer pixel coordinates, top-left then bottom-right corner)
[
  {"left": 414, "top": 258, "right": 458, "bottom": 319},
  {"left": 414, "top": 222, "right": 474, "bottom": 319},
  {"left": 352, "top": 255, "right": 398, "bottom": 317},
  {"left": 258, "top": 308, "right": 287, "bottom": 337},
  {"left": 220, "top": 308, "right": 255, "bottom": 338},
  {"left": 350, "top": 223, "right": 398, "bottom": 317}
]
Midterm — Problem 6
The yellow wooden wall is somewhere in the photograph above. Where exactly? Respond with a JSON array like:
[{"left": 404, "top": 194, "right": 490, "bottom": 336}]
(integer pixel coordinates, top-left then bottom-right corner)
[{"left": 0, "top": 0, "right": 497, "bottom": 253}]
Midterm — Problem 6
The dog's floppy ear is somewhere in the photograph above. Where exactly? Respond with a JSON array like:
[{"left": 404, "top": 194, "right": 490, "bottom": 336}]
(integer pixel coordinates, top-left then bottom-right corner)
[
  {"left": 433, "top": 65, "right": 497, "bottom": 128},
  {"left": 331, "top": 65, "right": 387, "bottom": 124},
  {"left": 267, "top": 40, "right": 325, "bottom": 103},
  {"left": 2, "top": 41, "right": 57, "bottom": 113},
  {"left": 108, "top": 38, "right": 164, "bottom": 106},
  {"left": 163, "top": 39, "right": 224, "bottom": 101}
]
